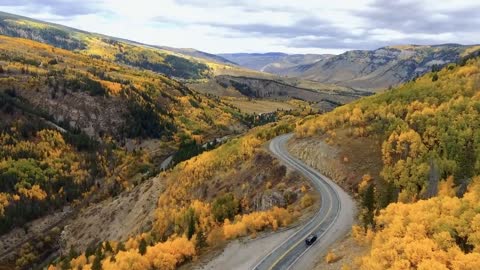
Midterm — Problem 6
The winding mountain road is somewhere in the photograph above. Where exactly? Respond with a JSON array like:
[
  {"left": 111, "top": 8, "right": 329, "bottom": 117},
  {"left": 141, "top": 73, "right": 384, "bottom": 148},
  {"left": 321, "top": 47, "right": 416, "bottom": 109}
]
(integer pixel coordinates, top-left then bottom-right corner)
[{"left": 253, "top": 134, "right": 355, "bottom": 270}]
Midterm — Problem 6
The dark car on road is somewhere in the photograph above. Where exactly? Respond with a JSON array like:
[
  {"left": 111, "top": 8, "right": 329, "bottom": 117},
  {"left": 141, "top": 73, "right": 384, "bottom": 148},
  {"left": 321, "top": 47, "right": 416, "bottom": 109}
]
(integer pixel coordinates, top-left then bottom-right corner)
[{"left": 305, "top": 234, "right": 317, "bottom": 245}]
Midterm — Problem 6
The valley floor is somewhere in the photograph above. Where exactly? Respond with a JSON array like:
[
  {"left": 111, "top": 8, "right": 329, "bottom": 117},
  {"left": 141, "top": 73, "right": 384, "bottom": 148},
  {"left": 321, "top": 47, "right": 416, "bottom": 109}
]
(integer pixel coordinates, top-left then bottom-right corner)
[{"left": 223, "top": 98, "right": 296, "bottom": 114}]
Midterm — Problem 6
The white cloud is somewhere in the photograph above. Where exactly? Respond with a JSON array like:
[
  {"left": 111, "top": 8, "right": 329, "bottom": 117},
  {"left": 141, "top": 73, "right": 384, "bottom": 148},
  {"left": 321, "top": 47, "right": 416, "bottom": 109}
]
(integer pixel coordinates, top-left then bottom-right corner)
[{"left": 1, "top": 0, "right": 479, "bottom": 54}]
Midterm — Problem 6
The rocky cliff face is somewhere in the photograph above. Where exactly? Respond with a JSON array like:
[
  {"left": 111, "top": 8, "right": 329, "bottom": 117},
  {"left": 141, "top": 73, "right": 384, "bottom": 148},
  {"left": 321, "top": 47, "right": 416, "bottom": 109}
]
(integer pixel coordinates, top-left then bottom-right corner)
[
  {"left": 215, "top": 75, "right": 370, "bottom": 112},
  {"left": 297, "top": 45, "right": 477, "bottom": 90},
  {"left": 16, "top": 87, "right": 125, "bottom": 138},
  {"left": 225, "top": 45, "right": 480, "bottom": 91}
]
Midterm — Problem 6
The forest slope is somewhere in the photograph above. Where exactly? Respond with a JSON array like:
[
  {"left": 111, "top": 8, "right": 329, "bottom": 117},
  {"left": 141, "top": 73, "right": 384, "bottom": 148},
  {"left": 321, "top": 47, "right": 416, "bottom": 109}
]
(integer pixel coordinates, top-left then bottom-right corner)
[
  {"left": 45, "top": 120, "right": 319, "bottom": 270},
  {"left": 0, "top": 11, "right": 213, "bottom": 80},
  {"left": 0, "top": 35, "right": 242, "bottom": 141},
  {"left": 0, "top": 35, "right": 323, "bottom": 270},
  {"left": 0, "top": 34, "right": 247, "bottom": 268},
  {"left": 293, "top": 53, "right": 480, "bottom": 269}
]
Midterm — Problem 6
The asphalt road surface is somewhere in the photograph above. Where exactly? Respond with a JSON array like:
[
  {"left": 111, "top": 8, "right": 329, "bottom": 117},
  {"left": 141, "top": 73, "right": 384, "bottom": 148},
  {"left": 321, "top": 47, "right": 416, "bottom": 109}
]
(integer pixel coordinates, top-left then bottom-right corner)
[{"left": 253, "top": 134, "right": 355, "bottom": 270}]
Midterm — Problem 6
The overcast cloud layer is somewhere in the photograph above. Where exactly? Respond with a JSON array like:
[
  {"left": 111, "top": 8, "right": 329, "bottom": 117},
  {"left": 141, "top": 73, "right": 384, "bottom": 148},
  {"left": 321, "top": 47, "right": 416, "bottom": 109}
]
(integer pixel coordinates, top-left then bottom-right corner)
[{"left": 1, "top": 0, "right": 479, "bottom": 54}]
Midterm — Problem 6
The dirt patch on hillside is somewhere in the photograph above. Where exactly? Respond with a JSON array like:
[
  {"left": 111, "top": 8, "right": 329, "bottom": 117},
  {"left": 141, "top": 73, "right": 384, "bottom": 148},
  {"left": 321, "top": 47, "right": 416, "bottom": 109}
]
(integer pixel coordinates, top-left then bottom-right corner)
[
  {"left": 287, "top": 129, "right": 383, "bottom": 194},
  {"left": 0, "top": 207, "right": 71, "bottom": 262},
  {"left": 61, "top": 175, "right": 165, "bottom": 253}
]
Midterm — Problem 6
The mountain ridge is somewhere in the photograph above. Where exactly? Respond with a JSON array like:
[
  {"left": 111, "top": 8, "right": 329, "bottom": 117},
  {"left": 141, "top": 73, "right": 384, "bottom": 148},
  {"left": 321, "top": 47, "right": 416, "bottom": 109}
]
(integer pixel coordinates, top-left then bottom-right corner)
[
  {"left": 0, "top": 11, "right": 235, "bottom": 80},
  {"left": 223, "top": 44, "right": 480, "bottom": 91},
  {"left": 219, "top": 52, "right": 332, "bottom": 74}
]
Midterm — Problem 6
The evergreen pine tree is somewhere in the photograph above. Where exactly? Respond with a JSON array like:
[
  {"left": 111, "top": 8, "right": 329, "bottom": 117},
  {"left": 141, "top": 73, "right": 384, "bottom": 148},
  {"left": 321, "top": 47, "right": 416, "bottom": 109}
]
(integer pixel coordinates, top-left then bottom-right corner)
[
  {"left": 196, "top": 229, "right": 207, "bottom": 249},
  {"left": 138, "top": 238, "right": 147, "bottom": 255}
]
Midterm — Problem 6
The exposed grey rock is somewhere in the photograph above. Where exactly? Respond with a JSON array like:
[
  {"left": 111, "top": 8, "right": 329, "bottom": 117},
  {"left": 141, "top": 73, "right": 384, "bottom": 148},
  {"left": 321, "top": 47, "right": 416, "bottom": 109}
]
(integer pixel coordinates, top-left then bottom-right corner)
[{"left": 253, "top": 190, "right": 287, "bottom": 211}]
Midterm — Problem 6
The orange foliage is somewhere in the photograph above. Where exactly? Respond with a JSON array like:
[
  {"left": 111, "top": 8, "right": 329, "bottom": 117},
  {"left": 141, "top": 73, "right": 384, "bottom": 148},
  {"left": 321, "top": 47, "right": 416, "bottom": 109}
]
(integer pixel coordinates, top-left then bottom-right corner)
[
  {"left": 100, "top": 80, "right": 122, "bottom": 95},
  {"left": 101, "top": 237, "right": 195, "bottom": 270},
  {"left": 438, "top": 176, "right": 456, "bottom": 197},
  {"left": 144, "top": 236, "right": 196, "bottom": 269},
  {"left": 358, "top": 174, "right": 373, "bottom": 193},
  {"left": 0, "top": 193, "right": 9, "bottom": 217},
  {"left": 357, "top": 177, "right": 480, "bottom": 269},
  {"left": 102, "top": 250, "right": 150, "bottom": 270},
  {"left": 17, "top": 185, "right": 47, "bottom": 200},
  {"left": 325, "top": 250, "right": 341, "bottom": 264},
  {"left": 70, "top": 254, "right": 87, "bottom": 269}
]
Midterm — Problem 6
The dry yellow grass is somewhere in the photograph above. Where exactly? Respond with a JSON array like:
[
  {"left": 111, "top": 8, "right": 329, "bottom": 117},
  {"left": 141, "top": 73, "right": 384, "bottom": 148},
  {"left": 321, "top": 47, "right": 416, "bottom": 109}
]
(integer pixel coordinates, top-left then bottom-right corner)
[
  {"left": 325, "top": 250, "right": 341, "bottom": 264},
  {"left": 224, "top": 98, "right": 295, "bottom": 114}
]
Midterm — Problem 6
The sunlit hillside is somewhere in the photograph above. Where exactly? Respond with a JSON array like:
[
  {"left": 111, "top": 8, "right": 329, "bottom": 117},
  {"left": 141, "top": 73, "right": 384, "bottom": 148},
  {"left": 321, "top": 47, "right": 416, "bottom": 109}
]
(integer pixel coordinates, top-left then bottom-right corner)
[
  {"left": 0, "top": 29, "right": 311, "bottom": 270},
  {"left": 295, "top": 53, "right": 480, "bottom": 269},
  {"left": 0, "top": 35, "right": 243, "bottom": 141},
  {"left": 43, "top": 119, "right": 317, "bottom": 270},
  {"left": 0, "top": 11, "right": 218, "bottom": 80},
  {"left": 0, "top": 33, "right": 247, "bottom": 247},
  {"left": 2, "top": 2, "right": 478, "bottom": 270}
]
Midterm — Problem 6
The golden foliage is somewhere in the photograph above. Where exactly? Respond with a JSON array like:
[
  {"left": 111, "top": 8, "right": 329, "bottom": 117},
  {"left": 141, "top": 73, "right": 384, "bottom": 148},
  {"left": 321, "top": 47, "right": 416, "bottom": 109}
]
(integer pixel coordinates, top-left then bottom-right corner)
[
  {"left": 0, "top": 127, "right": 89, "bottom": 227},
  {"left": 70, "top": 255, "right": 87, "bottom": 269},
  {"left": 352, "top": 225, "right": 375, "bottom": 245},
  {"left": 223, "top": 207, "right": 293, "bottom": 239},
  {"left": 358, "top": 174, "right": 373, "bottom": 193},
  {"left": 206, "top": 226, "right": 225, "bottom": 247},
  {"left": 296, "top": 57, "right": 480, "bottom": 202},
  {"left": 0, "top": 193, "right": 9, "bottom": 217},
  {"left": 325, "top": 250, "right": 341, "bottom": 264},
  {"left": 101, "top": 237, "right": 195, "bottom": 270},
  {"left": 357, "top": 177, "right": 480, "bottom": 269},
  {"left": 102, "top": 250, "right": 150, "bottom": 270},
  {"left": 300, "top": 194, "right": 314, "bottom": 208},
  {"left": 144, "top": 236, "right": 196, "bottom": 269},
  {"left": 17, "top": 185, "right": 47, "bottom": 200},
  {"left": 438, "top": 176, "right": 456, "bottom": 197}
]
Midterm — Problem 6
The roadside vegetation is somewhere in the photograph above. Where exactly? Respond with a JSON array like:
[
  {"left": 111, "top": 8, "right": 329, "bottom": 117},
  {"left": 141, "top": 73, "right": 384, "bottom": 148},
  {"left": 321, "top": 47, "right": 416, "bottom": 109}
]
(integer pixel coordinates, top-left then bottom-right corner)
[
  {"left": 0, "top": 34, "right": 247, "bottom": 267},
  {"left": 47, "top": 118, "right": 316, "bottom": 270},
  {"left": 296, "top": 55, "right": 480, "bottom": 269}
]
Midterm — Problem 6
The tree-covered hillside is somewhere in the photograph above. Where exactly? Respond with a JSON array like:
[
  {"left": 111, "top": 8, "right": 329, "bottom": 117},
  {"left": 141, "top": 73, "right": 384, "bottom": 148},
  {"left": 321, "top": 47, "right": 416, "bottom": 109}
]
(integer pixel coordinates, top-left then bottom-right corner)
[
  {"left": 0, "top": 30, "right": 314, "bottom": 269},
  {"left": 296, "top": 54, "right": 480, "bottom": 269},
  {"left": 0, "top": 11, "right": 210, "bottom": 80},
  {"left": 45, "top": 120, "right": 316, "bottom": 270},
  {"left": 0, "top": 35, "right": 241, "bottom": 141},
  {"left": 0, "top": 33, "right": 250, "bottom": 267}
]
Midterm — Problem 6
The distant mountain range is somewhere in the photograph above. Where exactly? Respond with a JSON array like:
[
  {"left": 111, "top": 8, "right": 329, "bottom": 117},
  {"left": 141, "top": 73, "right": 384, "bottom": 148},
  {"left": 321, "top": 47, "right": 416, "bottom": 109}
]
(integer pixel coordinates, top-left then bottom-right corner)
[
  {"left": 4, "top": 10, "right": 478, "bottom": 94},
  {"left": 219, "top": 52, "right": 332, "bottom": 73},
  {"left": 221, "top": 45, "right": 480, "bottom": 91}
]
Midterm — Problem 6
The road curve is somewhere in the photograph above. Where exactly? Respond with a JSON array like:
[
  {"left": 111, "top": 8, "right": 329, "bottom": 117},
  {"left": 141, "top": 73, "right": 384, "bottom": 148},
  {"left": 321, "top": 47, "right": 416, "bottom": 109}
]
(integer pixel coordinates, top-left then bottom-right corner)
[{"left": 253, "top": 134, "right": 355, "bottom": 270}]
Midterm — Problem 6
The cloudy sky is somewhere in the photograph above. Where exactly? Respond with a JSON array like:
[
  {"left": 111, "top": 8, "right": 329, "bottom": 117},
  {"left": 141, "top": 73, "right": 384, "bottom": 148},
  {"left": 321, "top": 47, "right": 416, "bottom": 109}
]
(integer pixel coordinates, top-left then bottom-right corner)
[{"left": 1, "top": 0, "right": 479, "bottom": 54}]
